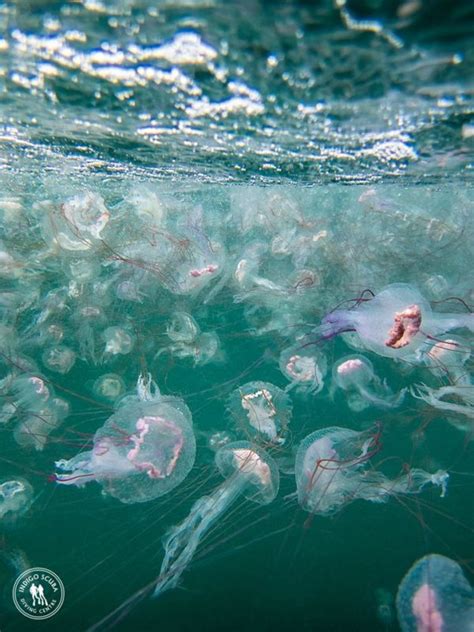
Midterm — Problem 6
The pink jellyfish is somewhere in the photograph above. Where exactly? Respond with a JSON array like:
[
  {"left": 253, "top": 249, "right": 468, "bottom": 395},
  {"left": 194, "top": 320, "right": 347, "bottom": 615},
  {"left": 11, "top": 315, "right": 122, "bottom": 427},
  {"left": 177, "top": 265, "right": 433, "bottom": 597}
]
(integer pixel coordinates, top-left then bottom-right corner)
[
  {"left": 315, "top": 283, "right": 473, "bottom": 358},
  {"left": 396, "top": 554, "right": 474, "bottom": 631},
  {"left": 153, "top": 441, "right": 279, "bottom": 597},
  {"left": 332, "top": 355, "right": 406, "bottom": 411},
  {"left": 54, "top": 374, "right": 196, "bottom": 503},
  {"left": 295, "top": 426, "right": 448, "bottom": 516}
]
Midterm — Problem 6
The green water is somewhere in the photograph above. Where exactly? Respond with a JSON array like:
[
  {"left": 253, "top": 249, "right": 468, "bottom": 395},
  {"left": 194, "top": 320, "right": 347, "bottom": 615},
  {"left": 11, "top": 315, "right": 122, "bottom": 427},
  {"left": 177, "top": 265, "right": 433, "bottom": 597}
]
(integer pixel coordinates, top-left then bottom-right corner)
[{"left": 1, "top": 0, "right": 474, "bottom": 630}]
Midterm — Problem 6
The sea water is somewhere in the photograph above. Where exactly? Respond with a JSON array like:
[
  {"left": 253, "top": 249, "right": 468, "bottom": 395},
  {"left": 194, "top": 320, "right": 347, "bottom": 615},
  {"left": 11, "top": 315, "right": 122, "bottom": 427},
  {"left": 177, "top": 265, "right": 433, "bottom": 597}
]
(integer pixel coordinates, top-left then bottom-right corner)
[{"left": 0, "top": 2, "right": 473, "bottom": 631}]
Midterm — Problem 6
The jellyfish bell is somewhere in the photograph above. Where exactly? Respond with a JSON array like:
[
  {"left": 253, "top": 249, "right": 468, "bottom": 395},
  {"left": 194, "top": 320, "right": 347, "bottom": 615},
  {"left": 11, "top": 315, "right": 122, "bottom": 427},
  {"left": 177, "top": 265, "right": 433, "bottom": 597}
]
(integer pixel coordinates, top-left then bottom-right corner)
[
  {"left": 396, "top": 554, "right": 474, "bottom": 632},
  {"left": 54, "top": 374, "right": 196, "bottom": 504},
  {"left": 153, "top": 441, "right": 279, "bottom": 597},
  {"left": 0, "top": 478, "right": 34, "bottom": 524},
  {"left": 317, "top": 283, "right": 474, "bottom": 359},
  {"left": 295, "top": 426, "right": 449, "bottom": 517},
  {"left": 227, "top": 381, "right": 292, "bottom": 445},
  {"left": 332, "top": 354, "right": 406, "bottom": 411},
  {"left": 279, "top": 344, "right": 327, "bottom": 394}
]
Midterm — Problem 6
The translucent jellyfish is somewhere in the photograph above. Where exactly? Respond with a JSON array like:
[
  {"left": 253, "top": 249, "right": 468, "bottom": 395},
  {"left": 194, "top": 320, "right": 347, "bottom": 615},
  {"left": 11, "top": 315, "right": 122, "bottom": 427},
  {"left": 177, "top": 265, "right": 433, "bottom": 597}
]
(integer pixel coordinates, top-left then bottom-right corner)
[
  {"left": 316, "top": 283, "right": 474, "bottom": 359},
  {"left": 295, "top": 427, "right": 448, "bottom": 516},
  {"left": 14, "top": 396, "right": 70, "bottom": 451},
  {"left": 11, "top": 375, "right": 51, "bottom": 410},
  {"left": 54, "top": 374, "right": 196, "bottom": 503},
  {"left": 412, "top": 337, "right": 473, "bottom": 423},
  {"left": 93, "top": 373, "right": 126, "bottom": 403},
  {"left": 423, "top": 336, "right": 471, "bottom": 385},
  {"left": 396, "top": 554, "right": 474, "bottom": 632},
  {"left": 62, "top": 191, "right": 110, "bottom": 239},
  {"left": 153, "top": 441, "right": 279, "bottom": 597},
  {"left": 227, "top": 381, "right": 292, "bottom": 445},
  {"left": 375, "top": 588, "right": 395, "bottom": 630},
  {"left": 157, "top": 312, "right": 221, "bottom": 366},
  {"left": 102, "top": 326, "right": 135, "bottom": 357},
  {"left": 42, "top": 345, "right": 76, "bottom": 374},
  {"left": 0, "top": 479, "right": 34, "bottom": 522},
  {"left": 332, "top": 355, "right": 406, "bottom": 411},
  {"left": 279, "top": 344, "right": 327, "bottom": 394}
]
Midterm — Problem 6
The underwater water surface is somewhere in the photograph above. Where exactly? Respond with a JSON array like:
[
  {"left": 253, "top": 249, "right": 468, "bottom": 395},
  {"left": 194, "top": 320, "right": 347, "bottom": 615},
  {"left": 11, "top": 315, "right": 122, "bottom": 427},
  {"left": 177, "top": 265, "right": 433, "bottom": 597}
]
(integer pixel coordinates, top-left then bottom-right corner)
[{"left": 0, "top": 1, "right": 474, "bottom": 632}]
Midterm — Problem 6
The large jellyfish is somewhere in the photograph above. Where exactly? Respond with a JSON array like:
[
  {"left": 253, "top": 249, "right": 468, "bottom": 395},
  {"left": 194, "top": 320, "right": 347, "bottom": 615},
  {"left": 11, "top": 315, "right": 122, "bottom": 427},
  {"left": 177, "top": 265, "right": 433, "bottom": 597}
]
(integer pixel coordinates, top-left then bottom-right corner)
[
  {"left": 54, "top": 374, "right": 196, "bottom": 503},
  {"left": 331, "top": 355, "right": 406, "bottom": 411},
  {"left": 315, "top": 283, "right": 474, "bottom": 359},
  {"left": 227, "top": 381, "right": 292, "bottom": 445},
  {"left": 396, "top": 554, "right": 474, "bottom": 632},
  {"left": 153, "top": 441, "right": 279, "bottom": 597},
  {"left": 295, "top": 426, "right": 448, "bottom": 516}
]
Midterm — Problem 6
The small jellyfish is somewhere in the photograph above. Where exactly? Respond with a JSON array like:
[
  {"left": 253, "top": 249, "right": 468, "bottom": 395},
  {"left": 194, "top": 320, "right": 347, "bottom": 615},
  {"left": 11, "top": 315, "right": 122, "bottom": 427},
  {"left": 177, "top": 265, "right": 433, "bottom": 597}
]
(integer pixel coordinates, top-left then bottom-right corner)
[
  {"left": 62, "top": 191, "right": 110, "bottom": 241},
  {"left": 167, "top": 312, "right": 200, "bottom": 344},
  {"left": 332, "top": 355, "right": 406, "bottom": 411},
  {"left": 153, "top": 441, "right": 279, "bottom": 597},
  {"left": 279, "top": 344, "right": 327, "bottom": 394},
  {"left": 42, "top": 345, "right": 76, "bottom": 374},
  {"left": 11, "top": 375, "right": 50, "bottom": 410},
  {"left": 423, "top": 336, "right": 471, "bottom": 386},
  {"left": 14, "top": 396, "right": 70, "bottom": 451},
  {"left": 93, "top": 373, "right": 126, "bottom": 403},
  {"left": 0, "top": 479, "right": 34, "bottom": 523},
  {"left": 396, "top": 554, "right": 474, "bottom": 632},
  {"left": 158, "top": 312, "right": 221, "bottom": 366},
  {"left": 295, "top": 426, "right": 448, "bottom": 516},
  {"left": 54, "top": 374, "right": 196, "bottom": 504},
  {"left": 227, "top": 381, "right": 292, "bottom": 445},
  {"left": 315, "top": 283, "right": 474, "bottom": 359},
  {"left": 375, "top": 588, "right": 395, "bottom": 630},
  {"left": 102, "top": 326, "right": 135, "bottom": 357}
]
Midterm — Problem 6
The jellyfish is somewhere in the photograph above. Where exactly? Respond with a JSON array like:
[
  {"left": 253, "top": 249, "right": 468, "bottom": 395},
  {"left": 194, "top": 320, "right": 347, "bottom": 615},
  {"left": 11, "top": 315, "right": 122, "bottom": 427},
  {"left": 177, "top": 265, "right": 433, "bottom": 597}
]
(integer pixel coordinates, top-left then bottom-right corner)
[
  {"left": 332, "top": 355, "right": 406, "bottom": 411},
  {"left": 227, "top": 381, "right": 292, "bottom": 445},
  {"left": 423, "top": 336, "right": 471, "bottom": 386},
  {"left": 42, "top": 345, "right": 76, "bottom": 374},
  {"left": 411, "top": 336, "right": 474, "bottom": 424},
  {"left": 375, "top": 588, "right": 395, "bottom": 631},
  {"left": 295, "top": 427, "right": 448, "bottom": 516},
  {"left": 14, "top": 395, "right": 70, "bottom": 451},
  {"left": 0, "top": 479, "right": 34, "bottom": 522},
  {"left": 153, "top": 441, "right": 279, "bottom": 597},
  {"left": 396, "top": 554, "right": 474, "bottom": 632},
  {"left": 102, "top": 326, "right": 135, "bottom": 358},
  {"left": 92, "top": 373, "right": 126, "bottom": 403},
  {"left": 315, "top": 283, "right": 474, "bottom": 359},
  {"left": 54, "top": 374, "right": 196, "bottom": 503},
  {"left": 279, "top": 344, "right": 327, "bottom": 394},
  {"left": 156, "top": 312, "right": 221, "bottom": 366}
]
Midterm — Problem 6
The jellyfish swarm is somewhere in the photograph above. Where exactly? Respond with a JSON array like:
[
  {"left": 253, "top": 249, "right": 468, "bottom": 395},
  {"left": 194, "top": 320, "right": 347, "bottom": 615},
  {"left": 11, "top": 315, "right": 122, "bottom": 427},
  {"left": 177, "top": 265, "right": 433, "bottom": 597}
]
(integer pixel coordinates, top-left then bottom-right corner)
[
  {"left": 54, "top": 376, "right": 196, "bottom": 503},
  {"left": 396, "top": 554, "right": 474, "bottom": 632},
  {"left": 153, "top": 441, "right": 279, "bottom": 597},
  {"left": 295, "top": 427, "right": 448, "bottom": 516},
  {"left": 332, "top": 355, "right": 406, "bottom": 411},
  {"left": 279, "top": 344, "right": 327, "bottom": 394},
  {"left": 227, "top": 381, "right": 292, "bottom": 445},
  {"left": 316, "top": 283, "right": 474, "bottom": 359}
]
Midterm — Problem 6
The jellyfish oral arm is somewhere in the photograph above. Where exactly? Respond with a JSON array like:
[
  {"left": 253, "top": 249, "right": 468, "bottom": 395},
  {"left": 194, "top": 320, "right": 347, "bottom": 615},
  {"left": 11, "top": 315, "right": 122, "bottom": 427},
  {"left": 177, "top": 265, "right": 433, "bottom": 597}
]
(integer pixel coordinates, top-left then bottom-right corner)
[{"left": 153, "top": 475, "right": 244, "bottom": 598}]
